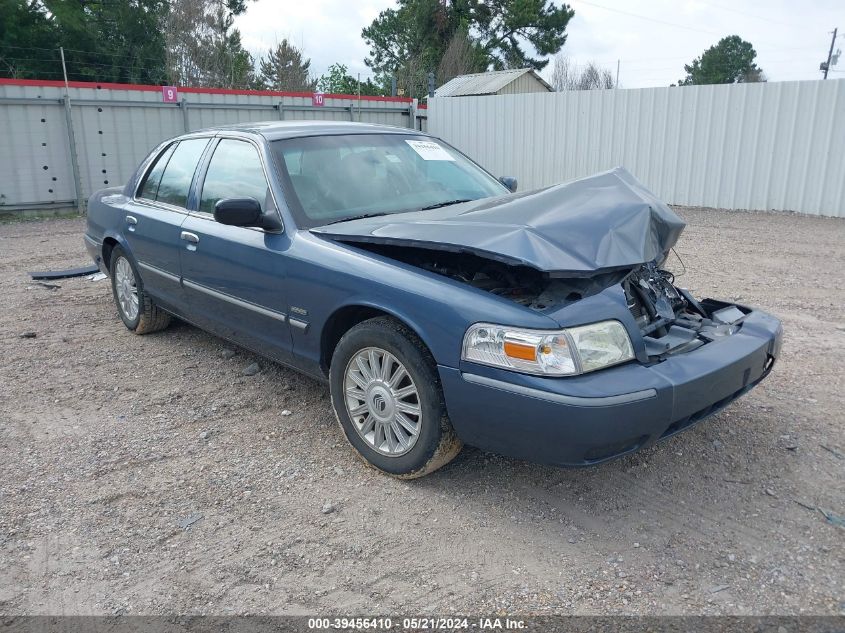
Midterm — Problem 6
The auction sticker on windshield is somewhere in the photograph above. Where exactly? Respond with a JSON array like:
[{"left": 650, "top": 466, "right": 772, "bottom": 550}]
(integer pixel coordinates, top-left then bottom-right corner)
[{"left": 406, "top": 140, "right": 455, "bottom": 161}]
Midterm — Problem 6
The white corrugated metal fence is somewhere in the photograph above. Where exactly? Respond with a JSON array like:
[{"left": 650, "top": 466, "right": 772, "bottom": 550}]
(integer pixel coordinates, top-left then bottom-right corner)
[
  {"left": 0, "top": 80, "right": 425, "bottom": 213},
  {"left": 428, "top": 79, "right": 845, "bottom": 218}
]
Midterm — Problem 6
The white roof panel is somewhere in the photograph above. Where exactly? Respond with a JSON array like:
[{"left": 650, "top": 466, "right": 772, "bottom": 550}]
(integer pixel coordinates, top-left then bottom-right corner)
[{"left": 434, "top": 69, "right": 551, "bottom": 97}]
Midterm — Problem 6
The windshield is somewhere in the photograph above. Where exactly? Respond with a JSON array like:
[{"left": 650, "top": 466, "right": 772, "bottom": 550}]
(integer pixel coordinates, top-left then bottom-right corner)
[{"left": 271, "top": 134, "right": 508, "bottom": 228}]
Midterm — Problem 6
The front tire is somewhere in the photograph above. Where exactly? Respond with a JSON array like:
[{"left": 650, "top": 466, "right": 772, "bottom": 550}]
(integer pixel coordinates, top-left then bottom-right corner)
[
  {"left": 329, "top": 317, "right": 462, "bottom": 478},
  {"left": 110, "top": 246, "right": 171, "bottom": 335}
]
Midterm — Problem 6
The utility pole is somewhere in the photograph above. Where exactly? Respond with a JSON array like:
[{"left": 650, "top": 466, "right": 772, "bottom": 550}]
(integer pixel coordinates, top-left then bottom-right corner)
[
  {"left": 821, "top": 28, "right": 838, "bottom": 79},
  {"left": 615, "top": 59, "right": 620, "bottom": 88},
  {"left": 60, "top": 47, "right": 84, "bottom": 216}
]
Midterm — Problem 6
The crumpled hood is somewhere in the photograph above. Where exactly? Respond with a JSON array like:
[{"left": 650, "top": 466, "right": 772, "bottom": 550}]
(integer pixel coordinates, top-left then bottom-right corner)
[{"left": 311, "top": 167, "right": 685, "bottom": 278}]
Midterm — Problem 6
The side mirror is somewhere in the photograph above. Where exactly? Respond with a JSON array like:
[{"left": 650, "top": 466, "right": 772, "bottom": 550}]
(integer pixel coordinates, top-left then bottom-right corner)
[
  {"left": 214, "top": 197, "right": 281, "bottom": 231},
  {"left": 499, "top": 176, "right": 518, "bottom": 192}
]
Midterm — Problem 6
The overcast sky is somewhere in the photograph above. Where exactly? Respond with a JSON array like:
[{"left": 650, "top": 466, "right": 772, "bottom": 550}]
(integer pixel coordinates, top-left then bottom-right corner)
[{"left": 235, "top": 0, "right": 844, "bottom": 88}]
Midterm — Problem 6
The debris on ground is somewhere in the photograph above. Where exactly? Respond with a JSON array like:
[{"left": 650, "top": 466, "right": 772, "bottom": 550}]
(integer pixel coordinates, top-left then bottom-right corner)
[
  {"left": 32, "top": 281, "right": 61, "bottom": 290},
  {"left": 242, "top": 362, "right": 260, "bottom": 376},
  {"left": 176, "top": 513, "right": 204, "bottom": 530},
  {"left": 818, "top": 509, "right": 845, "bottom": 529},
  {"left": 321, "top": 502, "right": 336, "bottom": 515},
  {"left": 19, "top": 332, "right": 37, "bottom": 338},
  {"left": 87, "top": 272, "right": 107, "bottom": 282},
  {"left": 820, "top": 444, "right": 844, "bottom": 460},
  {"left": 29, "top": 264, "right": 99, "bottom": 280},
  {"left": 221, "top": 348, "right": 236, "bottom": 360}
]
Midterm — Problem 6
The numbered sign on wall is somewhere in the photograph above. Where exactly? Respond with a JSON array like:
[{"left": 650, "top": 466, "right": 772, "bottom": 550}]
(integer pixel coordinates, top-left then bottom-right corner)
[
  {"left": 162, "top": 86, "right": 179, "bottom": 103},
  {"left": 312, "top": 93, "right": 324, "bottom": 107}
]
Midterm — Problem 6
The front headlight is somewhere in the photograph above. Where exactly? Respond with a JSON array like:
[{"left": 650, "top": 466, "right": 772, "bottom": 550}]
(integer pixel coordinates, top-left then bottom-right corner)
[{"left": 462, "top": 320, "right": 634, "bottom": 376}]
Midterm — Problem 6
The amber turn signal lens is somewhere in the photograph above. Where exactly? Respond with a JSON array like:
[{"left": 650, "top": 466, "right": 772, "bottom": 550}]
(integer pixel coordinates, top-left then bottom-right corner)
[{"left": 503, "top": 340, "right": 537, "bottom": 361}]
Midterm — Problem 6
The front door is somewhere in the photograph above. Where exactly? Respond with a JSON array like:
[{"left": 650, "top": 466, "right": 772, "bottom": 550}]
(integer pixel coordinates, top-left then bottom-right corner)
[{"left": 179, "top": 138, "right": 294, "bottom": 364}]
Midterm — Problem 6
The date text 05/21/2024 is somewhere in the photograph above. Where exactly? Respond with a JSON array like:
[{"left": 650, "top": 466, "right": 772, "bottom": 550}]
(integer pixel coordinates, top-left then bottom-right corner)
[{"left": 307, "top": 617, "right": 527, "bottom": 630}]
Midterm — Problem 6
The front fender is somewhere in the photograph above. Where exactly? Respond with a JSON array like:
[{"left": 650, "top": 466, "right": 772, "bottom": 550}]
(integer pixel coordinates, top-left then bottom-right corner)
[{"left": 286, "top": 232, "right": 560, "bottom": 374}]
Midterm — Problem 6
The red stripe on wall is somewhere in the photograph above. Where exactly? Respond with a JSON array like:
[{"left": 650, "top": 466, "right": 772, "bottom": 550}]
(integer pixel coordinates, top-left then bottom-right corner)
[{"left": 0, "top": 78, "right": 415, "bottom": 103}]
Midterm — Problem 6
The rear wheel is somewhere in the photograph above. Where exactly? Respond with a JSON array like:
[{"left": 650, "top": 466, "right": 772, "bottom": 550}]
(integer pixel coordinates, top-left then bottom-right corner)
[
  {"left": 329, "top": 317, "right": 462, "bottom": 478},
  {"left": 110, "top": 246, "right": 171, "bottom": 334}
]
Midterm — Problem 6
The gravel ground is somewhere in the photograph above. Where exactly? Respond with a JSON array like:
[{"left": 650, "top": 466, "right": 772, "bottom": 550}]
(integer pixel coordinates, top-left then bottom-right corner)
[{"left": 0, "top": 209, "right": 843, "bottom": 616}]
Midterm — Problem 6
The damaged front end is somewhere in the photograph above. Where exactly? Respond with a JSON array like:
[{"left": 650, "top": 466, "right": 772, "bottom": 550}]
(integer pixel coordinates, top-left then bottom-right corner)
[
  {"left": 313, "top": 166, "right": 759, "bottom": 364},
  {"left": 622, "top": 262, "right": 750, "bottom": 359},
  {"left": 350, "top": 240, "right": 748, "bottom": 362}
]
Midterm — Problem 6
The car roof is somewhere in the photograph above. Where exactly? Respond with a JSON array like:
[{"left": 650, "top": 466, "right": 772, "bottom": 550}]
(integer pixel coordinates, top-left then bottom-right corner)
[{"left": 190, "top": 120, "right": 426, "bottom": 141}]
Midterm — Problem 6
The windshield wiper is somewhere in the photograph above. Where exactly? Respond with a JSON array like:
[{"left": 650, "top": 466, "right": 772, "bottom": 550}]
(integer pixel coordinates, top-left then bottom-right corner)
[
  {"left": 324, "top": 212, "right": 388, "bottom": 226},
  {"left": 420, "top": 198, "right": 473, "bottom": 210}
]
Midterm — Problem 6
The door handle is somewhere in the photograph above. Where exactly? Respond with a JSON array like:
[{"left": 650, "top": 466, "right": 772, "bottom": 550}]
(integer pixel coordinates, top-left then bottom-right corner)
[
  {"left": 180, "top": 231, "right": 199, "bottom": 244},
  {"left": 126, "top": 215, "right": 138, "bottom": 225}
]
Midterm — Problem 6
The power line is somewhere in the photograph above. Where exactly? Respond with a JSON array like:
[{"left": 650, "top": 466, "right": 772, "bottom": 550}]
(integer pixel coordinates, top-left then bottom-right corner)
[
  {"left": 570, "top": 0, "right": 827, "bottom": 51},
  {"left": 0, "top": 44, "right": 167, "bottom": 65},
  {"left": 692, "top": 0, "right": 813, "bottom": 30},
  {"left": 571, "top": 0, "right": 724, "bottom": 36}
]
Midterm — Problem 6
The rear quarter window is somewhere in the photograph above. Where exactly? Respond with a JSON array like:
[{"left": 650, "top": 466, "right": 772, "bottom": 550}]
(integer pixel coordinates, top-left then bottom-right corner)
[{"left": 137, "top": 143, "right": 176, "bottom": 201}]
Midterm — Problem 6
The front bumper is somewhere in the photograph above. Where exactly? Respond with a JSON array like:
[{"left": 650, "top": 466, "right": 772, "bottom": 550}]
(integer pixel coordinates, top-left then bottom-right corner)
[{"left": 439, "top": 309, "right": 783, "bottom": 466}]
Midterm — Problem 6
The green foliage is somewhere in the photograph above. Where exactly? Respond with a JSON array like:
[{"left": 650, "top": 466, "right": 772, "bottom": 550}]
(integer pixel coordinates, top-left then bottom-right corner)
[
  {"left": 678, "top": 35, "right": 765, "bottom": 85},
  {"left": 1, "top": 0, "right": 169, "bottom": 83},
  {"left": 317, "top": 63, "right": 384, "bottom": 96},
  {"left": 362, "top": 0, "right": 574, "bottom": 98},
  {"left": 1, "top": 0, "right": 259, "bottom": 87},
  {"left": 0, "top": 0, "right": 59, "bottom": 79},
  {"left": 258, "top": 40, "right": 316, "bottom": 92}
]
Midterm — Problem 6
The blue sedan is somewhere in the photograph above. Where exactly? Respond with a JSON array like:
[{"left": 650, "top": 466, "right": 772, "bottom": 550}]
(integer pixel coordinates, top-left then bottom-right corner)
[{"left": 84, "top": 121, "right": 783, "bottom": 477}]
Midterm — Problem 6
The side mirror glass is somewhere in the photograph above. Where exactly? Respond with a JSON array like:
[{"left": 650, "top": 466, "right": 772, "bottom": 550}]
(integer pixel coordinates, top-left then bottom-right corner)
[
  {"left": 213, "top": 197, "right": 262, "bottom": 227},
  {"left": 499, "top": 176, "right": 518, "bottom": 192}
]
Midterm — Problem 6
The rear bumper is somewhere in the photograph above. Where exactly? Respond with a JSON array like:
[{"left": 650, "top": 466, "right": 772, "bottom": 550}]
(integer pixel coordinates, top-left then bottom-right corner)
[
  {"left": 83, "top": 234, "right": 107, "bottom": 274},
  {"left": 439, "top": 309, "right": 783, "bottom": 466}
]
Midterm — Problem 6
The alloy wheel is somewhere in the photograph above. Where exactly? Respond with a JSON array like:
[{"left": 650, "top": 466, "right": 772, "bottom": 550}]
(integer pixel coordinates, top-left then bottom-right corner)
[
  {"left": 343, "top": 347, "right": 422, "bottom": 456},
  {"left": 114, "top": 257, "right": 139, "bottom": 322}
]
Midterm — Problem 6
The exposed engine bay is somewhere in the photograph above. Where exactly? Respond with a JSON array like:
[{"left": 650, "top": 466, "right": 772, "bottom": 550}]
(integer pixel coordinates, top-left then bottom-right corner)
[
  {"left": 622, "top": 262, "right": 748, "bottom": 358},
  {"left": 350, "top": 242, "right": 748, "bottom": 360},
  {"left": 351, "top": 242, "right": 629, "bottom": 310}
]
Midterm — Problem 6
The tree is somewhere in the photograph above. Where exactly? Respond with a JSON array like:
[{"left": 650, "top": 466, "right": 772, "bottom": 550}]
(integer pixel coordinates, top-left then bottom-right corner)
[
  {"left": 317, "top": 63, "right": 384, "bottom": 96},
  {"left": 258, "top": 40, "right": 316, "bottom": 91},
  {"left": 0, "top": 0, "right": 58, "bottom": 79},
  {"left": 0, "top": 0, "right": 169, "bottom": 83},
  {"left": 678, "top": 35, "right": 765, "bottom": 86},
  {"left": 551, "top": 55, "right": 614, "bottom": 90},
  {"left": 362, "top": 0, "right": 574, "bottom": 98},
  {"left": 437, "top": 29, "right": 486, "bottom": 86},
  {"left": 165, "top": 0, "right": 258, "bottom": 89}
]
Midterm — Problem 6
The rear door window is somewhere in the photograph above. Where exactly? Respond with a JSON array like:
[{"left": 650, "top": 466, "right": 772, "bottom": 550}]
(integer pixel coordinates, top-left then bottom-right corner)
[
  {"left": 199, "top": 139, "right": 270, "bottom": 214},
  {"left": 154, "top": 138, "right": 209, "bottom": 208}
]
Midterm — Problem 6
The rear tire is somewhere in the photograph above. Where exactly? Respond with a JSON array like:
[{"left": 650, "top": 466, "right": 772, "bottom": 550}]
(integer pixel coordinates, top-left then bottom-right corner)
[
  {"left": 110, "top": 246, "right": 171, "bottom": 335},
  {"left": 329, "top": 317, "right": 462, "bottom": 478}
]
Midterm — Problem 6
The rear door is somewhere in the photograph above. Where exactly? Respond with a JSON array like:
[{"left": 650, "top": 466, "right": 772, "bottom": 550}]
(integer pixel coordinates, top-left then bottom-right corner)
[
  {"left": 122, "top": 137, "right": 210, "bottom": 311},
  {"left": 179, "top": 137, "right": 294, "bottom": 363}
]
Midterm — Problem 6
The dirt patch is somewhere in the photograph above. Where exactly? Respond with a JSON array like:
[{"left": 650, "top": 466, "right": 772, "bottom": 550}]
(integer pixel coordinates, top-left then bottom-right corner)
[{"left": 0, "top": 210, "right": 843, "bottom": 615}]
